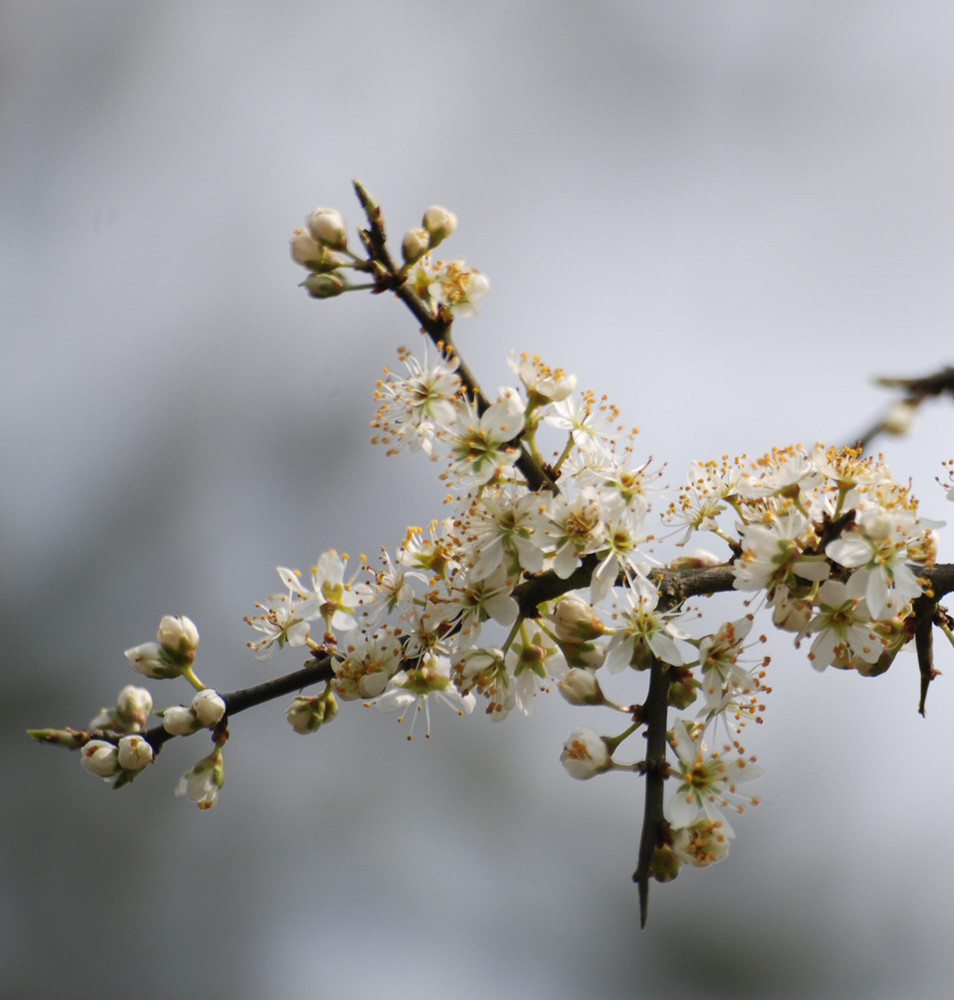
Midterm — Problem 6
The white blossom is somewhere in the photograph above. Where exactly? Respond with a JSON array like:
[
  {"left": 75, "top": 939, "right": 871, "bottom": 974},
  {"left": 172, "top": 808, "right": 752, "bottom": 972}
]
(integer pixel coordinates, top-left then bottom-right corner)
[
  {"left": 368, "top": 655, "right": 475, "bottom": 739},
  {"left": 560, "top": 727, "right": 611, "bottom": 779}
]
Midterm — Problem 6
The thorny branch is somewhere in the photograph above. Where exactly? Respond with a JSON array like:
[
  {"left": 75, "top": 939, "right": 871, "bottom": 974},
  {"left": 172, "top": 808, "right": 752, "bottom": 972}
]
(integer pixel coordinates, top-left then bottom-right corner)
[{"left": 30, "top": 183, "right": 954, "bottom": 929}]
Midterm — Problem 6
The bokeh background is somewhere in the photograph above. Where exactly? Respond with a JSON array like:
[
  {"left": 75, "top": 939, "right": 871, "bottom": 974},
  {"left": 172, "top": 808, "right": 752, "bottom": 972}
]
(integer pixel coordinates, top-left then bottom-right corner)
[{"left": 5, "top": 2, "right": 954, "bottom": 997}]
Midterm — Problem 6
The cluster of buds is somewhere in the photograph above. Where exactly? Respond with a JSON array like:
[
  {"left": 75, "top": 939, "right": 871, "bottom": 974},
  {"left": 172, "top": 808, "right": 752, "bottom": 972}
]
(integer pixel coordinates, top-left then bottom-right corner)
[
  {"left": 31, "top": 614, "right": 232, "bottom": 803},
  {"left": 290, "top": 207, "right": 354, "bottom": 299},
  {"left": 286, "top": 684, "right": 339, "bottom": 735},
  {"left": 400, "top": 204, "right": 458, "bottom": 264},
  {"left": 290, "top": 189, "right": 488, "bottom": 318},
  {"left": 160, "top": 688, "right": 226, "bottom": 735},
  {"left": 124, "top": 614, "right": 201, "bottom": 680},
  {"left": 73, "top": 686, "right": 157, "bottom": 789},
  {"left": 80, "top": 733, "right": 154, "bottom": 785}
]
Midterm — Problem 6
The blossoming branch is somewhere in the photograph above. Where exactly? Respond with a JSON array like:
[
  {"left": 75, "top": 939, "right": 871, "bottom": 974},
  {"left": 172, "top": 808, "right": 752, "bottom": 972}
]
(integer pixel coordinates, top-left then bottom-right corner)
[{"left": 30, "top": 182, "right": 954, "bottom": 926}]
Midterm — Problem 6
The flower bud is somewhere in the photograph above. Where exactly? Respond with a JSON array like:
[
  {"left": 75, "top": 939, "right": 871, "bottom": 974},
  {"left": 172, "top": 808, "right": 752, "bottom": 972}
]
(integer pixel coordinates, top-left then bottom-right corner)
[
  {"left": 856, "top": 617, "right": 903, "bottom": 677},
  {"left": 88, "top": 706, "right": 119, "bottom": 729},
  {"left": 124, "top": 641, "right": 182, "bottom": 679},
  {"left": 669, "top": 549, "right": 723, "bottom": 570},
  {"left": 855, "top": 647, "right": 895, "bottom": 677},
  {"left": 557, "top": 668, "right": 604, "bottom": 706},
  {"left": 157, "top": 615, "right": 199, "bottom": 663},
  {"left": 191, "top": 689, "right": 226, "bottom": 727},
  {"left": 290, "top": 228, "right": 323, "bottom": 267},
  {"left": 559, "top": 726, "right": 611, "bottom": 779},
  {"left": 883, "top": 400, "right": 916, "bottom": 436},
  {"left": 422, "top": 205, "right": 457, "bottom": 247},
  {"left": 160, "top": 705, "right": 201, "bottom": 736},
  {"left": 667, "top": 667, "right": 699, "bottom": 709},
  {"left": 769, "top": 587, "right": 813, "bottom": 633},
  {"left": 561, "top": 641, "right": 606, "bottom": 670},
  {"left": 651, "top": 844, "right": 682, "bottom": 883},
  {"left": 117, "top": 734, "right": 154, "bottom": 771},
  {"left": 628, "top": 637, "right": 654, "bottom": 671},
  {"left": 286, "top": 697, "right": 318, "bottom": 734},
  {"left": 116, "top": 686, "right": 153, "bottom": 729},
  {"left": 286, "top": 692, "right": 338, "bottom": 734},
  {"left": 302, "top": 272, "right": 346, "bottom": 299},
  {"left": 402, "top": 226, "right": 431, "bottom": 265},
  {"left": 305, "top": 208, "right": 348, "bottom": 250},
  {"left": 552, "top": 595, "right": 605, "bottom": 642},
  {"left": 80, "top": 739, "right": 120, "bottom": 778},
  {"left": 290, "top": 230, "right": 346, "bottom": 272}
]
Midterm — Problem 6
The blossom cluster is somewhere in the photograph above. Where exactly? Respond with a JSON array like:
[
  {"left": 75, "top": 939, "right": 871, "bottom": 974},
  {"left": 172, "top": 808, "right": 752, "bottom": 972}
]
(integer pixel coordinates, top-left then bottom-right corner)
[
  {"left": 245, "top": 336, "right": 779, "bottom": 871},
  {"left": 268, "top": 193, "right": 945, "bottom": 887},
  {"left": 31, "top": 186, "right": 954, "bottom": 922},
  {"left": 290, "top": 199, "right": 489, "bottom": 317},
  {"left": 667, "top": 445, "right": 941, "bottom": 674}
]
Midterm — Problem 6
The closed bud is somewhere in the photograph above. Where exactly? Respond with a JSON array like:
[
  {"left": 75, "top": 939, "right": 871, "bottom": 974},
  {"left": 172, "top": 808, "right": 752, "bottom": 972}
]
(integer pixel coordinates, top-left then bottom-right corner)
[
  {"left": 552, "top": 594, "right": 605, "bottom": 642},
  {"left": 80, "top": 739, "right": 120, "bottom": 778},
  {"left": 116, "top": 686, "right": 153, "bottom": 729},
  {"left": 286, "top": 697, "right": 317, "bottom": 735},
  {"left": 769, "top": 587, "right": 813, "bottom": 633},
  {"left": 290, "top": 230, "right": 346, "bottom": 272},
  {"left": 667, "top": 667, "right": 698, "bottom": 709},
  {"left": 157, "top": 615, "right": 199, "bottom": 664},
  {"left": 857, "top": 648, "right": 896, "bottom": 677},
  {"left": 651, "top": 844, "right": 682, "bottom": 883},
  {"left": 290, "top": 228, "right": 323, "bottom": 267},
  {"left": 402, "top": 226, "right": 431, "bottom": 265},
  {"left": 857, "top": 615, "right": 905, "bottom": 677},
  {"left": 883, "top": 400, "right": 916, "bottom": 436},
  {"left": 160, "top": 705, "right": 201, "bottom": 736},
  {"left": 286, "top": 692, "right": 338, "bottom": 734},
  {"left": 88, "top": 706, "right": 119, "bottom": 729},
  {"left": 191, "top": 689, "right": 226, "bottom": 728},
  {"left": 422, "top": 205, "right": 457, "bottom": 247},
  {"left": 302, "top": 272, "right": 346, "bottom": 299},
  {"left": 628, "top": 637, "right": 654, "bottom": 670},
  {"left": 561, "top": 641, "right": 606, "bottom": 670},
  {"left": 117, "top": 735, "right": 154, "bottom": 771},
  {"left": 125, "top": 641, "right": 182, "bottom": 679},
  {"left": 557, "top": 668, "right": 604, "bottom": 706},
  {"left": 305, "top": 207, "right": 348, "bottom": 250},
  {"left": 669, "top": 549, "right": 723, "bottom": 570}
]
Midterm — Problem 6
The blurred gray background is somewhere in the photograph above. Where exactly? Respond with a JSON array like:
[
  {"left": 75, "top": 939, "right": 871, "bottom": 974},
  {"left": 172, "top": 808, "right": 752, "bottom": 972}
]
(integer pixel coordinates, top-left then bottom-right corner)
[{"left": 5, "top": 2, "right": 954, "bottom": 997}]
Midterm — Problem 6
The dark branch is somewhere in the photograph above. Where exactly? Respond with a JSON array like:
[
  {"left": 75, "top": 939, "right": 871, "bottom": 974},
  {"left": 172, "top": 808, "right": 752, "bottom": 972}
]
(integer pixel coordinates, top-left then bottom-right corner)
[
  {"left": 633, "top": 657, "right": 671, "bottom": 929},
  {"left": 352, "top": 182, "right": 557, "bottom": 494},
  {"left": 914, "top": 595, "right": 937, "bottom": 716},
  {"left": 853, "top": 364, "right": 954, "bottom": 449},
  {"left": 128, "top": 654, "right": 334, "bottom": 758},
  {"left": 875, "top": 365, "right": 954, "bottom": 402}
]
